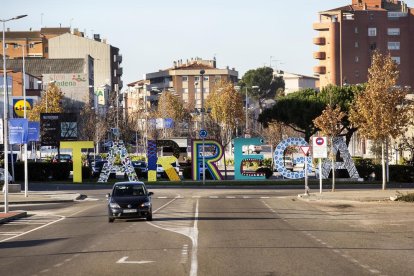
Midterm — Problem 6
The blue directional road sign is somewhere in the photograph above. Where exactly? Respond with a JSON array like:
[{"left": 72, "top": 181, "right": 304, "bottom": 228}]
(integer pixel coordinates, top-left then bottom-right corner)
[{"left": 199, "top": 129, "right": 208, "bottom": 138}]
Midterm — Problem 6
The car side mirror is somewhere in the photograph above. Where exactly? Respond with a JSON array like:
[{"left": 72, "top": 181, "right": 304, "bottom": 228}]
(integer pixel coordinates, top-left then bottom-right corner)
[
  {"left": 106, "top": 193, "right": 110, "bottom": 198},
  {"left": 148, "top": 192, "right": 154, "bottom": 196}
]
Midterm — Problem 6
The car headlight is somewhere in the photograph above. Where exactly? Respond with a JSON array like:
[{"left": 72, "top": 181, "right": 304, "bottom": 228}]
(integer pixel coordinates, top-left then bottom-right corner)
[
  {"left": 141, "top": 202, "right": 151, "bottom": 207},
  {"left": 109, "top": 202, "right": 120, "bottom": 208}
]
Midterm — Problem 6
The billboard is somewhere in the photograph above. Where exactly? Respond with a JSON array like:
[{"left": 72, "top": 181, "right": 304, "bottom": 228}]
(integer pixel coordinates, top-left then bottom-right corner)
[{"left": 40, "top": 113, "right": 78, "bottom": 146}]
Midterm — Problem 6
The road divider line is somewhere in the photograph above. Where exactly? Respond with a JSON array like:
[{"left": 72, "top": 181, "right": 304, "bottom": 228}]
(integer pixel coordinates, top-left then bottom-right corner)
[
  {"left": 0, "top": 216, "right": 65, "bottom": 243},
  {"left": 153, "top": 195, "right": 181, "bottom": 213}
]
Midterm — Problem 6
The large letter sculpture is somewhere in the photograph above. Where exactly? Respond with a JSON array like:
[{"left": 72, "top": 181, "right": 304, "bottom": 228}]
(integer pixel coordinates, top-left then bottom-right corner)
[
  {"left": 60, "top": 141, "right": 94, "bottom": 183},
  {"left": 233, "top": 137, "right": 265, "bottom": 180},
  {"left": 192, "top": 139, "right": 224, "bottom": 180},
  {"left": 98, "top": 141, "right": 138, "bottom": 182},
  {"left": 321, "top": 137, "right": 360, "bottom": 179},
  {"left": 147, "top": 140, "right": 181, "bottom": 182},
  {"left": 274, "top": 138, "right": 312, "bottom": 179}
]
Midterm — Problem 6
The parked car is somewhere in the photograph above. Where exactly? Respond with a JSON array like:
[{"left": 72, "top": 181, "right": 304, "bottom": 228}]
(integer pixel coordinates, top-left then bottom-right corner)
[
  {"left": 107, "top": 181, "right": 153, "bottom": 223},
  {"left": 131, "top": 161, "right": 148, "bottom": 177},
  {"left": 92, "top": 160, "right": 116, "bottom": 177},
  {"left": 156, "top": 161, "right": 180, "bottom": 178},
  {"left": 52, "top": 154, "right": 72, "bottom": 163}
]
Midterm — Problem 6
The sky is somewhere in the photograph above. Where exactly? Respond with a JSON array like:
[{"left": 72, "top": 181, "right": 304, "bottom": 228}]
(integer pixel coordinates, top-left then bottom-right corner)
[{"left": 4, "top": 0, "right": 414, "bottom": 88}]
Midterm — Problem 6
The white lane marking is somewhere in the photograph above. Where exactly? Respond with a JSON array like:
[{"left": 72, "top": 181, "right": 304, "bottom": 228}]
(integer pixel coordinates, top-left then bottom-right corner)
[
  {"left": 243, "top": 196, "right": 251, "bottom": 199},
  {"left": 0, "top": 216, "right": 65, "bottom": 243},
  {"left": 192, "top": 196, "right": 201, "bottom": 198},
  {"left": 0, "top": 232, "right": 24, "bottom": 235},
  {"left": 54, "top": 263, "right": 64, "bottom": 267},
  {"left": 157, "top": 196, "right": 167, "bottom": 199},
  {"left": 153, "top": 196, "right": 181, "bottom": 213},
  {"left": 148, "top": 197, "right": 199, "bottom": 276},
  {"left": 369, "top": 269, "right": 381, "bottom": 274},
  {"left": 260, "top": 196, "right": 270, "bottom": 199},
  {"left": 226, "top": 196, "right": 235, "bottom": 199},
  {"left": 190, "top": 200, "right": 199, "bottom": 276},
  {"left": 209, "top": 196, "right": 218, "bottom": 199},
  {"left": 116, "top": 256, "right": 154, "bottom": 264}
]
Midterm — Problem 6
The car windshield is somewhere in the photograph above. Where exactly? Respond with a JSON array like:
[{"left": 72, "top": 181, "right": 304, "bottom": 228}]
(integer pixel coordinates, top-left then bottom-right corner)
[{"left": 113, "top": 184, "right": 146, "bottom": 197}]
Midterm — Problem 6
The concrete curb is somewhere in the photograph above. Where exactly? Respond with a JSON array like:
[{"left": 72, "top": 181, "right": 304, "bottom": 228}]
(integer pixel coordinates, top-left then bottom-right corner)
[{"left": 0, "top": 211, "right": 27, "bottom": 224}]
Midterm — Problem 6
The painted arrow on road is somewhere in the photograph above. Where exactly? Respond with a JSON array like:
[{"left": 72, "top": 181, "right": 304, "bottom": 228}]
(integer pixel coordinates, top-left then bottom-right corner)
[{"left": 116, "top": 256, "right": 154, "bottom": 264}]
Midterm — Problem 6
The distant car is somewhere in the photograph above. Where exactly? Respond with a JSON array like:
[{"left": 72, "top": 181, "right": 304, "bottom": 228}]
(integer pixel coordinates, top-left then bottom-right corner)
[
  {"left": 107, "top": 181, "right": 153, "bottom": 223},
  {"left": 52, "top": 154, "right": 72, "bottom": 163}
]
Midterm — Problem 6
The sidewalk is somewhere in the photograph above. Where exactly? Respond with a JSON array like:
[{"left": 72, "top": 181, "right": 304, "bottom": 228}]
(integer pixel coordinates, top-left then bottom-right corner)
[
  {"left": 0, "top": 191, "right": 82, "bottom": 223},
  {"left": 297, "top": 188, "right": 414, "bottom": 203}
]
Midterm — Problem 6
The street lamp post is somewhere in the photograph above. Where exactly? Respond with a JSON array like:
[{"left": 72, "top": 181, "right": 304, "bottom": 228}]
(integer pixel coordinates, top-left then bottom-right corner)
[
  {"left": 1, "top": 14, "right": 27, "bottom": 213},
  {"left": 200, "top": 70, "right": 206, "bottom": 185},
  {"left": 8, "top": 42, "right": 40, "bottom": 198}
]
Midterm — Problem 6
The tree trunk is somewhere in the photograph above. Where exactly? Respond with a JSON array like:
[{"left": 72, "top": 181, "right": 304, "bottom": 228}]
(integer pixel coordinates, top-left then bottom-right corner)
[
  {"left": 382, "top": 141, "right": 386, "bottom": 190},
  {"left": 331, "top": 136, "right": 335, "bottom": 192}
]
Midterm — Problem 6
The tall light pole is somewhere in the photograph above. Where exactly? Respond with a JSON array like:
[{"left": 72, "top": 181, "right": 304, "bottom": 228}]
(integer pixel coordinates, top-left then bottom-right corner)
[
  {"left": 9, "top": 42, "right": 40, "bottom": 198},
  {"left": 1, "top": 14, "right": 27, "bottom": 213},
  {"left": 199, "top": 70, "right": 206, "bottom": 185}
]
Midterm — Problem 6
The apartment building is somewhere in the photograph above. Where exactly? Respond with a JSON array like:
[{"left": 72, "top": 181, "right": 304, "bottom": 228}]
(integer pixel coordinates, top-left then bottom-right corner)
[
  {"left": 142, "top": 58, "right": 238, "bottom": 110},
  {"left": 313, "top": 0, "right": 414, "bottom": 88},
  {"left": 274, "top": 71, "right": 318, "bottom": 95},
  {"left": 1, "top": 27, "right": 122, "bottom": 102}
]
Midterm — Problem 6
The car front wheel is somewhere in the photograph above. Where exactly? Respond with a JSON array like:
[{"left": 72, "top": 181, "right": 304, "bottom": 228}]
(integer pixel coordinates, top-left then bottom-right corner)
[
  {"left": 108, "top": 217, "right": 115, "bottom": 223},
  {"left": 146, "top": 213, "right": 153, "bottom": 221}
]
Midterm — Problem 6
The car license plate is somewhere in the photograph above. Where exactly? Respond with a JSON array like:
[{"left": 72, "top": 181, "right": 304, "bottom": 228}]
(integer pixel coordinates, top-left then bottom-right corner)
[{"left": 123, "top": 209, "right": 137, "bottom": 213}]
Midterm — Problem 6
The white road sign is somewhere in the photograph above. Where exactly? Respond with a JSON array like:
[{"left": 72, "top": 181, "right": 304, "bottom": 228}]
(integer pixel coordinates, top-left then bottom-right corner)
[{"left": 312, "top": 136, "right": 328, "bottom": 158}]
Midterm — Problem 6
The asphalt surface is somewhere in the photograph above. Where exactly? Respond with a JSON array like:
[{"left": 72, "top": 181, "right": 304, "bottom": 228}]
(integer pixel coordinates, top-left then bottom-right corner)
[{"left": 0, "top": 187, "right": 413, "bottom": 275}]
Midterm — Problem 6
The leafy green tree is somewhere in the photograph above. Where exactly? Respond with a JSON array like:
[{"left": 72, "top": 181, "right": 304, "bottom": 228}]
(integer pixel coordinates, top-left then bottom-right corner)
[
  {"left": 239, "top": 66, "right": 284, "bottom": 103},
  {"left": 349, "top": 51, "right": 412, "bottom": 190},
  {"left": 28, "top": 83, "right": 64, "bottom": 121},
  {"left": 259, "top": 89, "right": 324, "bottom": 142},
  {"left": 259, "top": 85, "right": 362, "bottom": 143}
]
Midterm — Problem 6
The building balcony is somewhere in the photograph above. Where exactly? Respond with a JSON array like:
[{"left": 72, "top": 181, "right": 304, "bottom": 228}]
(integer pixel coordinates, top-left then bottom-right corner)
[
  {"left": 313, "top": 37, "right": 326, "bottom": 45},
  {"left": 313, "top": 66, "right": 326, "bottom": 74},
  {"left": 313, "top": 51, "right": 326, "bottom": 60},
  {"left": 115, "top": 68, "right": 123, "bottom": 76},
  {"left": 115, "top": 54, "right": 122, "bottom": 63},
  {"left": 313, "top": 22, "right": 330, "bottom": 31}
]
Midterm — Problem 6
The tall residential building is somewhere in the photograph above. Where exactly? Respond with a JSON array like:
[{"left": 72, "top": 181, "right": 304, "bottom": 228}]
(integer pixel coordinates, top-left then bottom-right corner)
[{"left": 313, "top": 0, "right": 414, "bottom": 88}]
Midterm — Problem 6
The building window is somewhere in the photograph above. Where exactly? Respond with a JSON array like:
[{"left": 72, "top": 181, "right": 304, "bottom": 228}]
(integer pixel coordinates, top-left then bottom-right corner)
[
  {"left": 182, "top": 76, "right": 188, "bottom": 82},
  {"left": 354, "top": 27, "right": 359, "bottom": 34},
  {"left": 355, "top": 70, "right": 360, "bottom": 78},
  {"left": 203, "top": 76, "right": 209, "bottom": 81},
  {"left": 45, "top": 47, "right": 48, "bottom": 53},
  {"left": 369, "top": 13, "right": 374, "bottom": 20},
  {"left": 391, "top": 57, "right": 401, "bottom": 64},
  {"left": 370, "top": 43, "right": 377, "bottom": 50},
  {"left": 387, "top": 28, "right": 400, "bottom": 35},
  {"left": 29, "top": 43, "right": 35, "bottom": 48},
  {"left": 13, "top": 44, "right": 19, "bottom": 49},
  {"left": 388, "top": 42, "right": 400, "bottom": 50},
  {"left": 355, "top": 56, "right": 359, "bottom": 63},
  {"left": 194, "top": 76, "right": 200, "bottom": 81},
  {"left": 368, "top": 28, "right": 377, "bottom": 36},
  {"left": 355, "top": 41, "right": 359, "bottom": 48}
]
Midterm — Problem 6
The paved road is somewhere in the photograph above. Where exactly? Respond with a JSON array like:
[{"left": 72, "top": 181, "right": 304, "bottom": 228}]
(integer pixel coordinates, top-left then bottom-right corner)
[{"left": 0, "top": 188, "right": 413, "bottom": 276}]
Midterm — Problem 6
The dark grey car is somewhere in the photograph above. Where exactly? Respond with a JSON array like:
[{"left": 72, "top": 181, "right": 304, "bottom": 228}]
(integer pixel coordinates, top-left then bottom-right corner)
[{"left": 107, "top": 182, "right": 153, "bottom": 223}]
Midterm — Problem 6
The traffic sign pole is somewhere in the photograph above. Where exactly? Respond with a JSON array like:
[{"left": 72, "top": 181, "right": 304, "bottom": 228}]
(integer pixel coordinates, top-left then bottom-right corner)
[{"left": 319, "top": 158, "right": 322, "bottom": 194}]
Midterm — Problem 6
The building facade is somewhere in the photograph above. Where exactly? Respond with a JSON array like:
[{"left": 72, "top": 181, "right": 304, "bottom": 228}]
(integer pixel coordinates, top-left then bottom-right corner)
[
  {"left": 6, "top": 56, "right": 94, "bottom": 110},
  {"left": 142, "top": 58, "right": 238, "bottom": 110},
  {"left": 313, "top": 0, "right": 414, "bottom": 88},
  {"left": 275, "top": 71, "right": 318, "bottom": 95}
]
